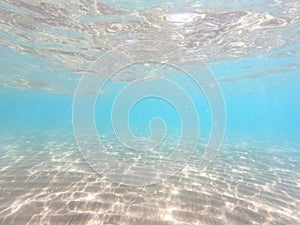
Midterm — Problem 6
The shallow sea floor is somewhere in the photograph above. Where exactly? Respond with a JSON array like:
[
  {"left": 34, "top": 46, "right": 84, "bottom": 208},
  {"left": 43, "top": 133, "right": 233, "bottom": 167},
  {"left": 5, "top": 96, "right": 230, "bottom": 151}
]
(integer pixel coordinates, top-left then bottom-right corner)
[{"left": 0, "top": 134, "right": 299, "bottom": 225}]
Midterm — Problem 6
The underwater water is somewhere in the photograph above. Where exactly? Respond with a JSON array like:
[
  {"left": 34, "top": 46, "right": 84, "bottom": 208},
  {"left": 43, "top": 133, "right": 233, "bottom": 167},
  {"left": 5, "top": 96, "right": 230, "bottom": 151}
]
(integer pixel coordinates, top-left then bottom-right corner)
[{"left": 1, "top": 0, "right": 300, "bottom": 224}]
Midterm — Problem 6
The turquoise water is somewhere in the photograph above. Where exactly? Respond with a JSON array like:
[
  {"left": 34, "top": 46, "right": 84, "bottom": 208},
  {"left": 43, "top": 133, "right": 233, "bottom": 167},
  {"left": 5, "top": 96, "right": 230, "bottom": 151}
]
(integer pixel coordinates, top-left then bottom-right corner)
[{"left": 1, "top": 0, "right": 300, "bottom": 224}]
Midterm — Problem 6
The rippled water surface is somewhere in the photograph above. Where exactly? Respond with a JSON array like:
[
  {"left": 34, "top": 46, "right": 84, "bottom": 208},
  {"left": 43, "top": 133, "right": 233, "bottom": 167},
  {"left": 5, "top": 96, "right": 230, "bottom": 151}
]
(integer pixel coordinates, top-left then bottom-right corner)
[
  {"left": 1, "top": 0, "right": 300, "bottom": 92},
  {"left": 0, "top": 0, "right": 300, "bottom": 225}
]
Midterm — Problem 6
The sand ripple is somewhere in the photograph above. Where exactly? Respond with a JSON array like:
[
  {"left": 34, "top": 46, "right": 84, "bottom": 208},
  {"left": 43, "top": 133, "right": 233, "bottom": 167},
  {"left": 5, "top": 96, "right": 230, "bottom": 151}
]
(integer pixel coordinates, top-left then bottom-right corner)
[{"left": 0, "top": 134, "right": 299, "bottom": 224}]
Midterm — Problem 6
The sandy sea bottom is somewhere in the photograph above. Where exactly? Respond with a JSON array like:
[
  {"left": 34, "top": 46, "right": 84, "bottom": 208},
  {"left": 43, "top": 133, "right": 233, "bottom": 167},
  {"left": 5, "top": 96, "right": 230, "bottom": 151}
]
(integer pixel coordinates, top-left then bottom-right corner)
[{"left": 0, "top": 134, "right": 299, "bottom": 225}]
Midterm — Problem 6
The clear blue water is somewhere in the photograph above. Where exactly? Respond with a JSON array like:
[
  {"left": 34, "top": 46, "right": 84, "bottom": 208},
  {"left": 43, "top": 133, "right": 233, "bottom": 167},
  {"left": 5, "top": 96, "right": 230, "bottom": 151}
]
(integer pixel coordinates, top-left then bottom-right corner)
[{"left": 0, "top": 0, "right": 300, "bottom": 224}]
